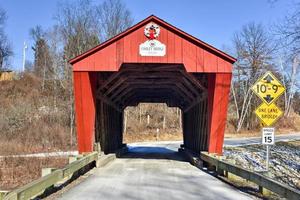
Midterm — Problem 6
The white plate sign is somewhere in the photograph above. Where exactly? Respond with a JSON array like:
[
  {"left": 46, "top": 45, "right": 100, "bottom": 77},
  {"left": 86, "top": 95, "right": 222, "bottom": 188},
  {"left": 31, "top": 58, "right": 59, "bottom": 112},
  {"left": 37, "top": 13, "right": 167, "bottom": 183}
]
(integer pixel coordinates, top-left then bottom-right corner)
[
  {"left": 139, "top": 40, "right": 166, "bottom": 56},
  {"left": 262, "top": 127, "right": 275, "bottom": 145}
]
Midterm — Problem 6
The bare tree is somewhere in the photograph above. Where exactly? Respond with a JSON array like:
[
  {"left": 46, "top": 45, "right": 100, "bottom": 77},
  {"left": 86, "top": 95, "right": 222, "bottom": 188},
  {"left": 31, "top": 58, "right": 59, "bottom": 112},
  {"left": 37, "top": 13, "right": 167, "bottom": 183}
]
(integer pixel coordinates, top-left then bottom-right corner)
[
  {"left": 55, "top": 0, "right": 100, "bottom": 61},
  {"left": 53, "top": 0, "right": 133, "bottom": 145},
  {"left": 275, "top": 3, "right": 300, "bottom": 116},
  {"left": 30, "top": 25, "right": 53, "bottom": 89},
  {"left": 276, "top": 3, "right": 300, "bottom": 56},
  {"left": 231, "top": 22, "right": 275, "bottom": 132},
  {"left": 97, "top": 0, "right": 133, "bottom": 41},
  {"left": 0, "top": 7, "right": 12, "bottom": 70}
]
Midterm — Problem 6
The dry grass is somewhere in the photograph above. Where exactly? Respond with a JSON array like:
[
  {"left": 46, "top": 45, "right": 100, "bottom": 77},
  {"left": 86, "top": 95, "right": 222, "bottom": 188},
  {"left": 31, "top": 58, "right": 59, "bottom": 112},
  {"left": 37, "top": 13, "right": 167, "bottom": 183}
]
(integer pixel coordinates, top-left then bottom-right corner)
[
  {"left": 0, "top": 73, "right": 76, "bottom": 156},
  {"left": 225, "top": 111, "right": 300, "bottom": 138},
  {"left": 124, "top": 130, "right": 183, "bottom": 143},
  {"left": 0, "top": 157, "right": 68, "bottom": 190},
  {"left": 0, "top": 73, "right": 73, "bottom": 190}
]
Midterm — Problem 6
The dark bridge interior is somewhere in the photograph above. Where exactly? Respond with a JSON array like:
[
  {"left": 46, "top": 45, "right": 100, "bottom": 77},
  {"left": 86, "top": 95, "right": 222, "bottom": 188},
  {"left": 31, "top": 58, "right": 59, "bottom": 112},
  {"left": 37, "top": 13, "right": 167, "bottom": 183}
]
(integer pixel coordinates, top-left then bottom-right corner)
[{"left": 94, "top": 64, "right": 209, "bottom": 154}]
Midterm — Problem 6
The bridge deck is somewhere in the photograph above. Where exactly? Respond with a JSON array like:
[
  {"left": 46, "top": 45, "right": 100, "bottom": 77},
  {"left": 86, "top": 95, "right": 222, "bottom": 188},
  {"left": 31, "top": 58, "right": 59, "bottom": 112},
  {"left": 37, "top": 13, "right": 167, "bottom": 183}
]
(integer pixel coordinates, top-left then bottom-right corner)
[{"left": 59, "top": 143, "right": 252, "bottom": 200}]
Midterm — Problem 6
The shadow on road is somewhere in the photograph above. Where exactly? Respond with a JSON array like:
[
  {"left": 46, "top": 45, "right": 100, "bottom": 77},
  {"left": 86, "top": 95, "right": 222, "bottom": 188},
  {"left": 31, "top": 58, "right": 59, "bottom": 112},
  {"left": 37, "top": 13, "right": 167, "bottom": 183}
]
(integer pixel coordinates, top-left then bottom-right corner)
[{"left": 119, "top": 146, "right": 187, "bottom": 162}]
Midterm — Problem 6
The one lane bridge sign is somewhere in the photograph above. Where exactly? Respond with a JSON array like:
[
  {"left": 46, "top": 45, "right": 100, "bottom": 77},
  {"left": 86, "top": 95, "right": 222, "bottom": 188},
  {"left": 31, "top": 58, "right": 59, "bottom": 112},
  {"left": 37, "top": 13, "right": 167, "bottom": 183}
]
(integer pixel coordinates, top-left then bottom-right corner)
[
  {"left": 254, "top": 103, "right": 283, "bottom": 126},
  {"left": 251, "top": 71, "right": 285, "bottom": 105}
]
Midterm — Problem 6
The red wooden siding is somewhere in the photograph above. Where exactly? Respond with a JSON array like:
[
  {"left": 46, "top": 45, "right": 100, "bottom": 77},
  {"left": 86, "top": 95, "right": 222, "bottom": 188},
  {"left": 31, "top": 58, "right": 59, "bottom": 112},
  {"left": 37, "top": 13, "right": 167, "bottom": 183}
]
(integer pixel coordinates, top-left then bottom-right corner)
[
  {"left": 207, "top": 73, "right": 232, "bottom": 154},
  {"left": 71, "top": 15, "right": 235, "bottom": 155},
  {"left": 73, "top": 72, "right": 97, "bottom": 152},
  {"left": 72, "top": 16, "right": 234, "bottom": 73}
]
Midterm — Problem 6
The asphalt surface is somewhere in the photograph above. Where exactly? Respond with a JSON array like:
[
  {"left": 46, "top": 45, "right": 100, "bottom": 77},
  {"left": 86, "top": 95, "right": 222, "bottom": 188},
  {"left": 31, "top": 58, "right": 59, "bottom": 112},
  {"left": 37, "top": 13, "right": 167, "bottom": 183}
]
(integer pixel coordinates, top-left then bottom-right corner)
[
  {"left": 59, "top": 143, "right": 253, "bottom": 200},
  {"left": 224, "top": 133, "right": 300, "bottom": 146}
]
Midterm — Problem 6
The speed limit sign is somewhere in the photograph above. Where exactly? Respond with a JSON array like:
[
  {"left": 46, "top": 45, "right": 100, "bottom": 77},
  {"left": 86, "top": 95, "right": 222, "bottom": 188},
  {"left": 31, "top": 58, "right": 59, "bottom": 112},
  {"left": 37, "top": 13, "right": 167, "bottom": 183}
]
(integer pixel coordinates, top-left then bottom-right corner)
[{"left": 262, "top": 127, "right": 275, "bottom": 145}]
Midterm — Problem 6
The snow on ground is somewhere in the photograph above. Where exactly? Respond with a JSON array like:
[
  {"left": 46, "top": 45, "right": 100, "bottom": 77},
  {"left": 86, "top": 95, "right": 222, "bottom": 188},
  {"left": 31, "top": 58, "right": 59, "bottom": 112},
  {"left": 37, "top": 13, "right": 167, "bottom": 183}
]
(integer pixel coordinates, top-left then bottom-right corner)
[
  {"left": 223, "top": 140, "right": 300, "bottom": 190},
  {"left": 0, "top": 151, "right": 78, "bottom": 158}
]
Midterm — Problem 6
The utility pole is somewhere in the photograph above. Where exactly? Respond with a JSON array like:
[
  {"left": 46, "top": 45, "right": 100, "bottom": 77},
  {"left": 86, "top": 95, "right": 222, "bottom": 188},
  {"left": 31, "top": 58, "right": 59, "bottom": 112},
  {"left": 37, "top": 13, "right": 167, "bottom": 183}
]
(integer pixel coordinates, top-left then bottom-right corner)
[{"left": 22, "top": 41, "right": 28, "bottom": 72}]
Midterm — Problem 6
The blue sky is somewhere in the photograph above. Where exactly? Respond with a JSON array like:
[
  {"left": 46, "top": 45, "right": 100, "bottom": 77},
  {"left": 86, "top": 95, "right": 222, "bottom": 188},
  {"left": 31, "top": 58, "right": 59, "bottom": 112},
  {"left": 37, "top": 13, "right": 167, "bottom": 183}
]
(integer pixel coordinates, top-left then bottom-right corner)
[{"left": 0, "top": 0, "right": 297, "bottom": 71}]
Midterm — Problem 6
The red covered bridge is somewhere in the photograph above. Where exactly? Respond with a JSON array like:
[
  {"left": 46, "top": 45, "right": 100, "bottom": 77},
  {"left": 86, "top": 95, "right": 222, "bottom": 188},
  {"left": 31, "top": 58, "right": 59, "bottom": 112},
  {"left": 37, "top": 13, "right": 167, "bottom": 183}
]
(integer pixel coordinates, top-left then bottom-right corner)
[{"left": 69, "top": 15, "right": 236, "bottom": 155}]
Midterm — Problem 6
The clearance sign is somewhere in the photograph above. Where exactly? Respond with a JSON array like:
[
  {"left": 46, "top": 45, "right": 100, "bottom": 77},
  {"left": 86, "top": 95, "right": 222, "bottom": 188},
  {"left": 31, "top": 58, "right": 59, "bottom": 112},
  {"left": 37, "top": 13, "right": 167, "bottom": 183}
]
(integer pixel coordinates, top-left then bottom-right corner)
[
  {"left": 251, "top": 72, "right": 285, "bottom": 105},
  {"left": 251, "top": 71, "right": 285, "bottom": 127}
]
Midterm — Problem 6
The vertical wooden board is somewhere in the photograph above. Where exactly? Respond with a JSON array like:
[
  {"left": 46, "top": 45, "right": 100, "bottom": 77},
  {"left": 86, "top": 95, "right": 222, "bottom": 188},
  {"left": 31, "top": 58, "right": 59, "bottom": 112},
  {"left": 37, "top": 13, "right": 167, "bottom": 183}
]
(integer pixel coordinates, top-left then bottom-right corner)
[
  {"left": 73, "top": 63, "right": 79, "bottom": 71},
  {"left": 123, "top": 34, "right": 131, "bottom": 62},
  {"left": 73, "top": 72, "right": 96, "bottom": 153},
  {"left": 174, "top": 35, "right": 183, "bottom": 63},
  {"left": 203, "top": 50, "right": 218, "bottom": 72},
  {"left": 129, "top": 29, "right": 139, "bottom": 62},
  {"left": 199, "top": 101, "right": 205, "bottom": 150},
  {"left": 90, "top": 54, "right": 96, "bottom": 71},
  {"left": 116, "top": 39, "right": 124, "bottom": 70},
  {"left": 204, "top": 99, "right": 209, "bottom": 150},
  {"left": 224, "top": 61, "right": 233, "bottom": 73},
  {"left": 137, "top": 26, "right": 147, "bottom": 63},
  {"left": 207, "top": 73, "right": 217, "bottom": 152},
  {"left": 89, "top": 72, "right": 98, "bottom": 101},
  {"left": 94, "top": 44, "right": 118, "bottom": 71},
  {"left": 80, "top": 72, "right": 96, "bottom": 152},
  {"left": 94, "top": 50, "right": 103, "bottom": 71},
  {"left": 108, "top": 43, "right": 117, "bottom": 71},
  {"left": 100, "top": 44, "right": 115, "bottom": 71},
  {"left": 73, "top": 72, "right": 84, "bottom": 152},
  {"left": 137, "top": 28, "right": 144, "bottom": 63},
  {"left": 196, "top": 47, "right": 204, "bottom": 72},
  {"left": 167, "top": 30, "right": 175, "bottom": 63},
  {"left": 207, "top": 73, "right": 231, "bottom": 154},
  {"left": 213, "top": 74, "right": 224, "bottom": 151},
  {"left": 215, "top": 73, "right": 232, "bottom": 153},
  {"left": 182, "top": 39, "right": 197, "bottom": 72},
  {"left": 217, "top": 57, "right": 225, "bottom": 72},
  {"left": 73, "top": 58, "right": 90, "bottom": 71},
  {"left": 221, "top": 58, "right": 229, "bottom": 73},
  {"left": 159, "top": 26, "right": 168, "bottom": 63}
]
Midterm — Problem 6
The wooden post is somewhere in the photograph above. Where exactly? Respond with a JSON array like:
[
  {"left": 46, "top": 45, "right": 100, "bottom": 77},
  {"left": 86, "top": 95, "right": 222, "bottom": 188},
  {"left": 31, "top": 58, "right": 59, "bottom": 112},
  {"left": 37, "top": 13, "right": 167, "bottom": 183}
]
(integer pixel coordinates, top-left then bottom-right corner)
[
  {"left": 139, "top": 104, "right": 142, "bottom": 124},
  {"left": 147, "top": 114, "right": 150, "bottom": 125},
  {"left": 73, "top": 72, "right": 97, "bottom": 153},
  {"left": 123, "top": 110, "right": 127, "bottom": 134},
  {"left": 259, "top": 186, "right": 272, "bottom": 197},
  {"left": 179, "top": 109, "right": 182, "bottom": 130},
  {"left": 42, "top": 168, "right": 56, "bottom": 177},
  {"left": 207, "top": 73, "right": 232, "bottom": 155}
]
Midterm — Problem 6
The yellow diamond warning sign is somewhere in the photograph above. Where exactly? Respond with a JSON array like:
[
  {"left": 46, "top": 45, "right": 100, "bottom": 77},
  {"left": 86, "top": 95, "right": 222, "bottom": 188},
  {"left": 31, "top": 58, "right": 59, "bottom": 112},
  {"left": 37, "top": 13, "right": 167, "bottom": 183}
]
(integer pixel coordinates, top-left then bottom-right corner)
[
  {"left": 251, "top": 71, "right": 285, "bottom": 105},
  {"left": 255, "top": 103, "right": 283, "bottom": 126}
]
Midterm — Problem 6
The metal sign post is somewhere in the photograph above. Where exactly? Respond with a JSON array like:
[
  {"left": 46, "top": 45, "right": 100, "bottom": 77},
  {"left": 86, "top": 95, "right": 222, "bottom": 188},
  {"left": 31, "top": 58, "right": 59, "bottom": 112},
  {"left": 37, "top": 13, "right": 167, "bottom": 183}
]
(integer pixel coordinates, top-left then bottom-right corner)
[
  {"left": 251, "top": 71, "right": 285, "bottom": 172},
  {"left": 266, "top": 145, "right": 269, "bottom": 171}
]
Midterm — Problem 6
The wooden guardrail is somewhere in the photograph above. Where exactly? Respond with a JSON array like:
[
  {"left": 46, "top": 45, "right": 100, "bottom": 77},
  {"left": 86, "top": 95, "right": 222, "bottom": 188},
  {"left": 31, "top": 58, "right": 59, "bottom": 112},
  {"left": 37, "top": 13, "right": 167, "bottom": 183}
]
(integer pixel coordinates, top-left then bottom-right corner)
[
  {"left": 1, "top": 152, "right": 98, "bottom": 200},
  {"left": 200, "top": 151, "right": 300, "bottom": 200}
]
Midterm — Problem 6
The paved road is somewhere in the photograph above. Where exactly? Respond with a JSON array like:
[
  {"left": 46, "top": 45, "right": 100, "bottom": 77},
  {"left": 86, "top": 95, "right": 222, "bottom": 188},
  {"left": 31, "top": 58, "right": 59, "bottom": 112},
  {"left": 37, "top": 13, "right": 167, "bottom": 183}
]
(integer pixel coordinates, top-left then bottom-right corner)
[
  {"left": 124, "top": 132, "right": 300, "bottom": 148},
  {"left": 59, "top": 143, "right": 253, "bottom": 200},
  {"left": 224, "top": 133, "right": 300, "bottom": 146}
]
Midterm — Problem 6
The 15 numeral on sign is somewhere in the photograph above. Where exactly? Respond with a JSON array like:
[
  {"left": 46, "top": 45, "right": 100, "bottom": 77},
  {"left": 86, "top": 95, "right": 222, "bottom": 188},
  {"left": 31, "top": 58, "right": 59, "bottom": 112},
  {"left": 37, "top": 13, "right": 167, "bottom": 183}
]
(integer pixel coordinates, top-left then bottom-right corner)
[{"left": 264, "top": 136, "right": 273, "bottom": 144}]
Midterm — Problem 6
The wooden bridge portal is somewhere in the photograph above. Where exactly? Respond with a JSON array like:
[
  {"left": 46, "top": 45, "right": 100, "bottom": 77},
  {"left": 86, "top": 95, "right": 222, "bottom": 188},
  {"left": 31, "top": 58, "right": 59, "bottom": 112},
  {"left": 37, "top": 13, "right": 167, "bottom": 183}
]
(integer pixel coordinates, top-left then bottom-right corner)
[{"left": 69, "top": 15, "right": 236, "bottom": 155}]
